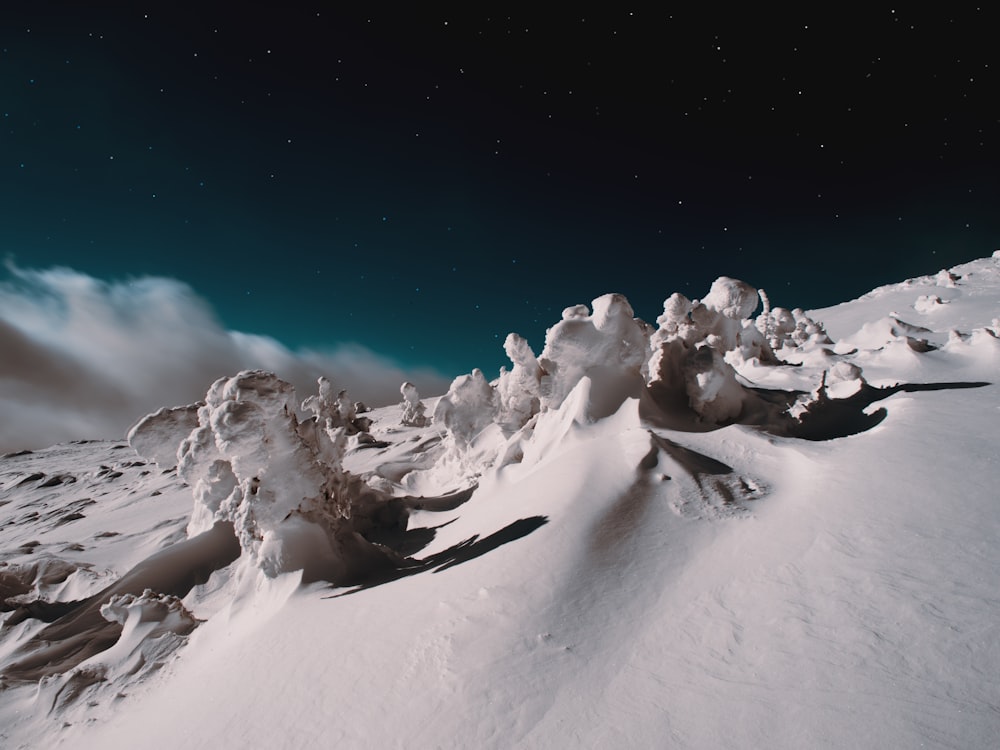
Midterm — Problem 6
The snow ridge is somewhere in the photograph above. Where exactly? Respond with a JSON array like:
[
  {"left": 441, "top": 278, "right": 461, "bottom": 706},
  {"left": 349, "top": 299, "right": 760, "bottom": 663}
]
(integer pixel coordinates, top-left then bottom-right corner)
[{"left": 2, "top": 254, "right": 999, "bottom": 749}]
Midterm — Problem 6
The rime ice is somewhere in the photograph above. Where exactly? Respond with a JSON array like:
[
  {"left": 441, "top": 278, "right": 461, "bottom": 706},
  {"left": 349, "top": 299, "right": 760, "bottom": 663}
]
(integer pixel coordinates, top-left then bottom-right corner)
[
  {"left": 399, "top": 381, "right": 429, "bottom": 427},
  {"left": 8, "top": 257, "right": 1000, "bottom": 750}
]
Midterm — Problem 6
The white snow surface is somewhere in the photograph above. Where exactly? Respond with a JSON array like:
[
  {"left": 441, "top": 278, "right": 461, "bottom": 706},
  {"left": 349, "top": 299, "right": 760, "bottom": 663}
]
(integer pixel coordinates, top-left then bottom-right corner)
[{"left": 1, "top": 255, "right": 999, "bottom": 749}]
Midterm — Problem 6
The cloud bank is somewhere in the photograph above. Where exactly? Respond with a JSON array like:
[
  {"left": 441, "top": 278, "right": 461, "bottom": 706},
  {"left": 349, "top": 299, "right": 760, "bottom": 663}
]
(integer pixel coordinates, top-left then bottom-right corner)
[{"left": 0, "top": 264, "right": 451, "bottom": 452}]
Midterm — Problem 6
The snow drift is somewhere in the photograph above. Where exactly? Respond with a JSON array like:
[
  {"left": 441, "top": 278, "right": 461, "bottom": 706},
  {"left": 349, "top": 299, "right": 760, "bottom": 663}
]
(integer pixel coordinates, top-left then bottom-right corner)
[{"left": 2, "top": 253, "right": 999, "bottom": 749}]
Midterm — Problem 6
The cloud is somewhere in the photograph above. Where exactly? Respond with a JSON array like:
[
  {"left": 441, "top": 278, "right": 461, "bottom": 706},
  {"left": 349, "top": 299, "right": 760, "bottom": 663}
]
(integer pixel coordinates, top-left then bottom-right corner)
[{"left": 0, "top": 263, "right": 452, "bottom": 452}]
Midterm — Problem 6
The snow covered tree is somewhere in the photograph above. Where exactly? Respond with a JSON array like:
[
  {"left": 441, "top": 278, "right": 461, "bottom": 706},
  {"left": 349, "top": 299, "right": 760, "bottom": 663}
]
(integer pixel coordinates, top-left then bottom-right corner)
[{"left": 399, "top": 381, "right": 429, "bottom": 427}]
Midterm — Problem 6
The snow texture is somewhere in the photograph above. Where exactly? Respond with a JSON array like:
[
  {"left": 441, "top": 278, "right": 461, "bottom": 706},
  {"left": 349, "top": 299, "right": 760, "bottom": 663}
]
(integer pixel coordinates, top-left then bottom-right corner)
[
  {"left": 2, "top": 254, "right": 1000, "bottom": 750},
  {"left": 174, "top": 371, "right": 385, "bottom": 582},
  {"left": 398, "top": 382, "right": 429, "bottom": 427}
]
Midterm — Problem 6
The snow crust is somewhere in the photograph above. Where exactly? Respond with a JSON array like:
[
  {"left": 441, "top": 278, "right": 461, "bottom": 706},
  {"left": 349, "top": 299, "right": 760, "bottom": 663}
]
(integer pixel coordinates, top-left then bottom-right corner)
[{"left": 3, "top": 253, "right": 1000, "bottom": 749}]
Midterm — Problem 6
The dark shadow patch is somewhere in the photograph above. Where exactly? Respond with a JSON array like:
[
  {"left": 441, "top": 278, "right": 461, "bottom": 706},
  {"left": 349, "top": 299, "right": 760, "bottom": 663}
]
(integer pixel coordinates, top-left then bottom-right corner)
[
  {"left": 362, "top": 519, "right": 455, "bottom": 558},
  {"left": 0, "top": 572, "right": 33, "bottom": 608},
  {"left": 891, "top": 316, "right": 933, "bottom": 334},
  {"left": 754, "top": 381, "right": 991, "bottom": 441},
  {"left": 44, "top": 498, "right": 95, "bottom": 526},
  {"left": 16, "top": 540, "right": 41, "bottom": 552},
  {"left": 643, "top": 375, "right": 990, "bottom": 442},
  {"left": 649, "top": 433, "right": 733, "bottom": 475},
  {"left": 4, "top": 599, "right": 87, "bottom": 626},
  {"left": 347, "top": 481, "right": 475, "bottom": 555},
  {"left": 641, "top": 382, "right": 723, "bottom": 434},
  {"left": 642, "top": 431, "right": 764, "bottom": 518},
  {"left": 375, "top": 524, "right": 442, "bottom": 558},
  {"left": 906, "top": 337, "right": 937, "bottom": 352},
  {"left": 327, "top": 516, "right": 548, "bottom": 597},
  {"left": 353, "top": 439, "right": 392, "bottom": 450},
  {"left": 431, "top": 517, "right": 548, "bottom": 573},
  {"left": 893, "top": 381, "right": 991, "bottom": 393},
  {"left": 638, "top": 444, "right": 659, "bottom": 471},
  {"left": 39, "top": 474, "right": 76, "bottom": 488},
  {"left": 709, "top": 478, "right": 737, "bottom": 504},
  {"left": 401, "top": 485, "right": 477, "bottom": 512}
]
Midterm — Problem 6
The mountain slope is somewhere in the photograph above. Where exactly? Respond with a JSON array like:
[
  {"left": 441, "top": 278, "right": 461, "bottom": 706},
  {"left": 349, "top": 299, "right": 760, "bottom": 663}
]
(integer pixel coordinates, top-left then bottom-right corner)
[{"left": 2, "top": 255, "right": 999, "bottom": 749}]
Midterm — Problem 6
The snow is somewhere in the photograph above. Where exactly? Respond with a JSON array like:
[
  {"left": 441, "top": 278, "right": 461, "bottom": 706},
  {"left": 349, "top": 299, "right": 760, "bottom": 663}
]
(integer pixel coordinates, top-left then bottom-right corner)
[
  {"left": 537, "top": 293, "right": 650, "bottom": 411},
  {"left": 2, "top": 254, "right": 1000, "bottom": 748},
  {"left": 398, "top": 381, "right": 429, "bottom": 427},
  {"left": 495, "top": 333, "right": 543, "bottom": 431}
]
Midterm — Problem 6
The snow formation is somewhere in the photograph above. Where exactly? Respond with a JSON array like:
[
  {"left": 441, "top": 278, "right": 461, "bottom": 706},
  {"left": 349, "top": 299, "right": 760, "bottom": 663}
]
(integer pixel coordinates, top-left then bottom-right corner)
[
  {"left": 398, "top": 381, "right": 429, "bottom": 427},
  {"left": 2, "top": 254, "right": 1000, "bottom": 749}
]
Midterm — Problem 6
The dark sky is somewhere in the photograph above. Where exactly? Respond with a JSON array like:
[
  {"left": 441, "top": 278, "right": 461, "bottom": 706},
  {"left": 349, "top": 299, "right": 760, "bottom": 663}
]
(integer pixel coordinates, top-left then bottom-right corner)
[{"left": 3, "top": 5, "right": 998, "bottom": 377}]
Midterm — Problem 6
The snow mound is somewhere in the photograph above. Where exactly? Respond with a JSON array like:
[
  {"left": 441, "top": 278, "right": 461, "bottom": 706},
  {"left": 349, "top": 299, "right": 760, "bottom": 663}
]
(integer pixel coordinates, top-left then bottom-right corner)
[
  {"left": 537, "top": 293, "right": 650, "bottom": 411},
  {"left": 127, "top": 403, "right": 201, "bottom": 468},
  {"left": 914, "top": 294, "right": 946, "bottom": 314},
  {"left": 2, "top": 255, "right": 999, "bottom": 750},
  {"left": 0, "top": 557, "right": 100, "bottom": 620},
  {"left": 838, "top": 315, "right": 939, "bottom": 354},
  {"left": 93, "top": 588, "right": 201, "bottom": 685}
]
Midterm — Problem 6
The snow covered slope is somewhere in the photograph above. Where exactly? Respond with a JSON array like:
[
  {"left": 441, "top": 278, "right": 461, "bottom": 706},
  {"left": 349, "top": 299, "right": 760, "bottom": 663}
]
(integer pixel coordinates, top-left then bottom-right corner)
[{"left": 2, "top": 255, "right": 998, "bottom": 749}]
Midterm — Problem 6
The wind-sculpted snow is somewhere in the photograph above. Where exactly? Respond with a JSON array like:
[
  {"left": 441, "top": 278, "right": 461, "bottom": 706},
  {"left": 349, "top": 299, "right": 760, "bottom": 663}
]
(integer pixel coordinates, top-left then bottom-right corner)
[
  {"left": 424, "top": 264, "right": 998, "bottom": 464},
  {"left": 537, "top": 293, "right": 650, "bottom": 411},
  {"left": 2, "top": 521, "right": 240, "bottom": 684},
  {"left": 174, "top": 371, "right": 405, "bottom": 582},
  {"left": 398, "top": 382, "right": 429, "bottom": 427},
  {"left": 17, "top": 264, "right": 998, "bottom": 588},
  {"left": 2, "top": 255, "right": 999, "bottom": 749},
  {"left": 125, "top": 372, "right": 476, "bottom": 584},
  {"left": 647, "top": 278, "right": 776, "bottom": 423},
  {"left": 495, "top": 333, "right": 542, "bottom": 431},
  {"left": 433, "top": 369, "right": 498, "bottom": 448},
  {"left": 302, "top": 375, "right": 350, "bottom": 425},
  {"left": 127, "top": 404, "right": 201, "bottom": 469}
]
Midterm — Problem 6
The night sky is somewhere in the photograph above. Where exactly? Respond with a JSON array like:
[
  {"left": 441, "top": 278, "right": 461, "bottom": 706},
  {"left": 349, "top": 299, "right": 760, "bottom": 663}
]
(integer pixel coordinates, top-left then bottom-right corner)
[{"left": 3, "top": 5, "right": 998, "bottom": 378}]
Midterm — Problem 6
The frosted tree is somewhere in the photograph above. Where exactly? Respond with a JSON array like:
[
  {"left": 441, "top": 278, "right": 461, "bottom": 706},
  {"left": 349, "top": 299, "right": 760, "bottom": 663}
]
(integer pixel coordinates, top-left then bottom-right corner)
[
  {"left": 301, "top": 376, "right": 340, "bottom": 425},
  {"left": 495, "top": 333, "right": 542, "bottom": 431},
  {"left": 647, "top": 277, "right": 762, "bottom": 423},
  {"left": 537, "top": 293, "right": 650, "bottom": 411},
  {"left": 433, "top": 368, "right": 497, "bottom": 450},
  {"left": 176, "top": 371, "right": 360, "bottom": 580},
  {"left": 399, "top": 381, "right": 429, "bottom": 427},
  {"left": 756, "top": 302, "right": 832, "bottom": 352}
]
